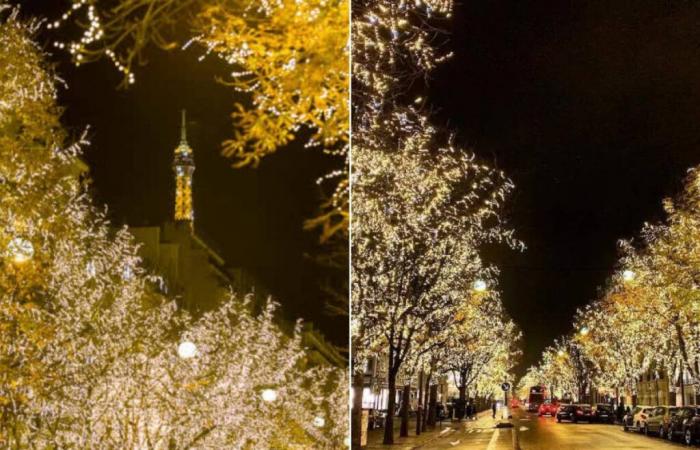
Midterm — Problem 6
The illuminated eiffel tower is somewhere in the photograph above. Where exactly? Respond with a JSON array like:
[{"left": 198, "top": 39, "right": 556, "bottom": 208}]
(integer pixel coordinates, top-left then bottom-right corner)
[{"left": 173, "top": 109, "right": 195, "bottom": 231}]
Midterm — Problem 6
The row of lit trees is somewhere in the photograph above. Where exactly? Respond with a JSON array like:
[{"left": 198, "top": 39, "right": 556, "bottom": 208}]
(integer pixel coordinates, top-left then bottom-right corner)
[
  {"left": 351, "top": 0, "right": 522, "bottom": 446},
  {"left": 525, "top": 166, "right": 700, "bottom": 405},
  {"left": 0, "top": 9, "right": 346, "bottom": 448}
]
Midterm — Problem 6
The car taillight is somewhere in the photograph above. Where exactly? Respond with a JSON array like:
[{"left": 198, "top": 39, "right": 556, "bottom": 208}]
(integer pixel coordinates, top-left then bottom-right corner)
[{"left": 576, "top": 410, "right": 583, "bottom": 415}]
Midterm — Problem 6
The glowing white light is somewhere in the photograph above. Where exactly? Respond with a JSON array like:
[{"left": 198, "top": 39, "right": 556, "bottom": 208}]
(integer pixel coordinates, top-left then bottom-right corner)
[
  {"left": 557, "top": 350, "right": 565, "bottom": 357},
  {"left": 7, "top": 237, "right": 34, "bottom": 263},
  {"left": 472, "top": 279, "right": 487, "bottom": 292},
  {"left": 261, "top": 388, "right": 278, "bottom": 402},
  {"left": 177, "top": 341, "right": 197, "bottom": 359},
  {"left": 313, "top": 416, "right": 325, "bottom": 427},
  {"left": 622, "top": 269, "right": 636, "bottom": 282},
  {"left": 580, "top": 326, "right": 589, "bottom": 336},
  {"left": 86, "top": 260, "right": 96, "bottom": 277},
  {"left": 122, "top": 265, "right": 133, "bottom": 280}
]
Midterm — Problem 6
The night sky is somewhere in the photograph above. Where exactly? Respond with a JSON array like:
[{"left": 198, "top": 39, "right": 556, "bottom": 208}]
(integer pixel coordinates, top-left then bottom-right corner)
[
  {"left": 17, "top": 3, "right": 346, "bottom": 346},
  {"left": 431, "top": 0, "right": 700, "bottom": 375}
]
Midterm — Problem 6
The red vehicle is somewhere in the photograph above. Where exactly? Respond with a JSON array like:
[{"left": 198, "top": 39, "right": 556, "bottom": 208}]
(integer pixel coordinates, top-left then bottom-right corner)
[{"left": 538, "top": 400, "right": 559, "bottom": 417}]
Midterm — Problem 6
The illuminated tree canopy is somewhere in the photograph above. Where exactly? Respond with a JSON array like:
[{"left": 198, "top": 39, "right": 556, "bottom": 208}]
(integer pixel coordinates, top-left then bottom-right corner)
[
  {"left": 51, "top": 0, "right": 349, "bottom": 241},
  {"left": 0, "top": 9, "right": 347, "bottom": 448}
]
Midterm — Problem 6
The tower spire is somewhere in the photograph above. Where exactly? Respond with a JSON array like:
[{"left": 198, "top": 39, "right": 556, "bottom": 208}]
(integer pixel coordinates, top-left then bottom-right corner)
[
  {"left": 180, "top": 109, "right": 187, "bottom": 144},
  {"left": 173, "top": 109, "right": 195, "bottom": 231}
]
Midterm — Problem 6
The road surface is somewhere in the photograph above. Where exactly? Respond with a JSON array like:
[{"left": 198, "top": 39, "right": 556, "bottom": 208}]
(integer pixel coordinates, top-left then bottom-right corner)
[{"left": 413, "top": 408, "right": 695, "bottom": 449}]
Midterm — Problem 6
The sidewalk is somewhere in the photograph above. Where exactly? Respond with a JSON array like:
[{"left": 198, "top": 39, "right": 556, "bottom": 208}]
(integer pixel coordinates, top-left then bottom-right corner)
[{"left": 365, "top": 410, "right": 498, "bottom": 449}]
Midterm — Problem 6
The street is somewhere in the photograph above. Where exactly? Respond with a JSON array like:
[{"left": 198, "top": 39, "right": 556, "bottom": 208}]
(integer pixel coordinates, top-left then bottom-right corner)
[{"left": 368, "top": 408, "right": 699, "bottom": 450}]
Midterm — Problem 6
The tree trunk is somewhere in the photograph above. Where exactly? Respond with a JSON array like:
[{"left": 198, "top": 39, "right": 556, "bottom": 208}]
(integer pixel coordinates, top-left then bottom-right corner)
[
  {"left": 383, "top": 368, "right": 397, "bottom": 445},
  {"left": 351, "top": 368, "right": 364, "bottom": 449},
  {"left": 400, "top": 384, "right": 410, "bottom": 437},
  {"left": 457, "top": 381, "right": 467, "bottom": 420},
  {"left": 416, "top": 371, "right": 423, "bottom": 435},
  {"left": 422, "top": 373, "right": 431, "bottom": 429},
  {"left": 428, "top": 383, "right": 438, "bottom": 426}
]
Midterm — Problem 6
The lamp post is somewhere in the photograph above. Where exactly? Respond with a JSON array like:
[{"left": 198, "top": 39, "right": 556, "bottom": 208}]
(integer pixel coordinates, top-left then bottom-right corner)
[
  {"left": 472, "top": 279, "right": 487, "bottom": 293},
  {"left": 261, "top": 388, "right": 278, "bottom": 403},
  {"left": 7, "top": 237, "right": 33, "bottom": 263},
  {"left": 177, "top": 341, "right": 197, "bottom": 359},
  {"left": 622, "top": 269, "right": 636, "bottom": 282}
]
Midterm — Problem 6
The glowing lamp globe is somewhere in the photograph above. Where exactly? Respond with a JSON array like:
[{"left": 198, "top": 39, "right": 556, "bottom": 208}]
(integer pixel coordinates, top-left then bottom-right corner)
[
  {"left": 580, "top": 326, "right": 589, "bottom": 336},
  {"left": 7, "top": 237, "right": 34, "bottom": 263},
  {"left": 557, "top": 350, "right": 565, "bottom": 357},
  {"left": 313, "top": 416, "right": 325, "bottom": 427},
  {"left": 622, "top": 269, "right": 636, "bottom": 282},
  {"left": 177, "top": 341, "right": 197, "bottom": 359},
  {"left": 261, "top": 388, "right": 278, "bottom": 402},
  {"left": 472, "top": 279, "right": 487, "bottom": 292}
]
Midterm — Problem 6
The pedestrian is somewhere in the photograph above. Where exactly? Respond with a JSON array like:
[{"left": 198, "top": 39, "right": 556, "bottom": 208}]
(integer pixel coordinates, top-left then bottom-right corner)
[
  {"left": 492, "top": 401, "right": 497, "bottom": 419},
  {"left": 615, "top": 403, "right": 625, "bottom": 423}
]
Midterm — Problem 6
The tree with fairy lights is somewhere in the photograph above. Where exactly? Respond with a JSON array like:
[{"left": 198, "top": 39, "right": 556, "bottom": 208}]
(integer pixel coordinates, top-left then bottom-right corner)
[
  {"left": 0, "top": 9, "right": 347, "bottom": 448},
  {"left": 352, "top": 0, "right": 522, "bottom": 444},
  {"left": 439, "top": 299, "right": 521, "bottom": 418},
  {"left": 49, "top": 0, "right": 348, "bottom": 241}
]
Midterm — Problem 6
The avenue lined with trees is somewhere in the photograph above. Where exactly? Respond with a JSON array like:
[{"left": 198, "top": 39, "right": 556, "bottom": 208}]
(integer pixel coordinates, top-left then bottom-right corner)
[{"left": 524, "top": 167, "right": 700, "bottom": 408}]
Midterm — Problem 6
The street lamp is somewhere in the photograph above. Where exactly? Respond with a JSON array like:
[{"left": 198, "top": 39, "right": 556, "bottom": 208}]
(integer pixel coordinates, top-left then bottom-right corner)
[
  {"left": 177, "top": 341, "right": 197, "bottom": 359},
  {"left": 622, "top": 269, "right": 636, "bottom": 282},
  {"left": 313, "top": 416, "right": 325, "bottom": 427},
  {"left": 472, "top": 279, "right": 487, "bottom": 293},
  {"left": 557, "top": 350, "right": 565, "bottom": 357},
  {"left": 261, "top": 388, "right": 278, "bottom": 402},
  {"left": 7, "top": 237, "right": 33, "bottom": 263},
  {"left": 579, "top": 326, "right": 589, "bottom": 336}
]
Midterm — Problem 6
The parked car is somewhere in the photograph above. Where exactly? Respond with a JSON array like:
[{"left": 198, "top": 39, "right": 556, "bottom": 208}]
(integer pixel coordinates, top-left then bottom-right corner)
[
  {"left": 539, "top": 400, "right": 559, "bottom": 417},
  {"left": 645, "top": 406, "right": 677, "bottom": 437},
  {"left": 622, "top": 405, "right": 653, "bottom": 432},
  {"left": 593, "top": 404, "right": 615, "bottom": 424},
  {"left": 556, "top": 404, "right": 593, "bottom": 423},
  {"left": 556, "top": 404, "right": 575, "bottom": 422},
  {"left": 667, "top": 406, "right": 700, "bottom": 445}
]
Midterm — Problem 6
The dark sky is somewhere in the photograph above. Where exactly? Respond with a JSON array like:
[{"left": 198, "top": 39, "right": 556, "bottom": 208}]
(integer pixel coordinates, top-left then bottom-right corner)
[
  {"left": 431, "top": 0, "right": 700, "bottom": 375},
  {"left": 17, "top": 2, "right": 346, "bottom": 346}
]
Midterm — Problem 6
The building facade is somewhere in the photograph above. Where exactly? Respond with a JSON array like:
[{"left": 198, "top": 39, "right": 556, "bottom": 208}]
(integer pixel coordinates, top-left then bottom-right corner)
[{"left": 128, "top": 111, "right": 343, "bottom": 366}]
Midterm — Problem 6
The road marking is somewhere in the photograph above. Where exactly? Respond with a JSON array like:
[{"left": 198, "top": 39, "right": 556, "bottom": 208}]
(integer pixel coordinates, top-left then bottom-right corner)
[
  {"left": 486, "top": 428, "right": 500, "bottom": 450},
  {"left": 519, "top": 426, "right": 529, "bottom": 431},
  {"left": 467, "top": 429, "right": 474, "bottom": 433},
  {"left": 439, "top": 428, "right": 454, "bottom": 435},
  {"left": 450, "top": 440, "right": 461, "bottom": 446}
]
